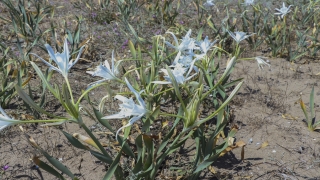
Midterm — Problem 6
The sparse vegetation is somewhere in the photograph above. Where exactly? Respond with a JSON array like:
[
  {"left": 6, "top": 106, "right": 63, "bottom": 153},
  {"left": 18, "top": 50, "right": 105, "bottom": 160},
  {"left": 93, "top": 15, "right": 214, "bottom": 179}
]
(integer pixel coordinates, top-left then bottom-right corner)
[{"left": 0, "top": 0, "right": 320, "bottom": 179}]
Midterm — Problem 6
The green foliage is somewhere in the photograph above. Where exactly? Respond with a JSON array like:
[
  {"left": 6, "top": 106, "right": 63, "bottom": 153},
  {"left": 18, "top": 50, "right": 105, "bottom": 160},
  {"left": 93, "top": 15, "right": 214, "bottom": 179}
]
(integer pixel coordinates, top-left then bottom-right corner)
[
  {"left": 1, "top": 0, "right": 54, "bottom": 60},
  {"left": 9, "top": 26, "right": 243, "bottom": 179},
  {"left": 300, "top": 86, "right": 320, "bottom": 131},
  {"left": 0, "top": 45, "right": 31, "bottom": 108}
]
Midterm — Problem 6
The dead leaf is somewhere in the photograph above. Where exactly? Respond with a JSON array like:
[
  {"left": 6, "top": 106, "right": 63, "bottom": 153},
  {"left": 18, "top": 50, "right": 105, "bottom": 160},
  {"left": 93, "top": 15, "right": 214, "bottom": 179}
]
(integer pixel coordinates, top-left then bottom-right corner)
[
  {"left": 73, "top": 133, "right": 109, "bottom": 150},
  {"left": 281, "top": 114, "right": 297, "bottom": 120},
  {"left": 162, "top": 120, "right": 169, "bottom": 128},
  {"left": 289, "top": 67, "right": 296, "bottom": 71},
  {"left": 257, "top": 141, "right": 269, "bottom": 150},
  {"left": 171, "top": 128, "right": 177, "bottom": 139},
  {"left": 220, "top": 140, "right": 246, "bottom": 157},
  {"left": 241, "top": 146, "right": 245, "bottom": 161},
  {"left": 208, "top": 165, "right": 216, "bottom": 174},
  {"left": 134, "top": 124, "right": 141, "bottom": 134},
  {"left": 227, "top": 137, "right": 235, "bottom": 146},
  {"left": 21, "top": 114, "right": 34, "bottom": 120},
  {"left": 176, "top": 176, "right": 183, "bottom": 180}
]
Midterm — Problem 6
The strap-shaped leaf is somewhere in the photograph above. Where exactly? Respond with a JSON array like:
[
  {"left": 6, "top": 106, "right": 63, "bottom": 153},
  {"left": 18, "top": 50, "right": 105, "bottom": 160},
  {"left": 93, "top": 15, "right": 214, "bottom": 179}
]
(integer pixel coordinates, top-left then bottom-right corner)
[
  {"left": 157, "top": 106, "right": 183, "bottom": 154},
  {"left": 62, "top": 131, "right": 89, "bottom": 150},
  {"left": 33, "top": 156, "right": 65, "bottom": 180},
  {"left": 310, "top": 86, "right": 315, "bottom": 124},
  {"left": 30, "top": 62, "right": 58, "bottom": 99},
  {"left": 62, "top": 83, "right": 79, "bottom": 118},
  {"left": 15, "top": 85, "right": 64, "bottom": 119},
  {"left": 166, "top": 65, "right": 186, "bottom": 112},
  {"left": 128, "top": 40, "right": 136, "bottom": 59},
  {"left": 193, "top": 128, "right": 237, "bottom": 174},
  {"left": 103, "top": 147, "right": 123, "bottom": 180},
  {"left": 90, "top": 151, "right": 113, "bottom": 164},
  {"left": 92, "top": 107, "right": 114, "bottom": 132},
  {"left": 40, "top": 150, "right": 75, "bottom": 179},
  {"left": 92, "top": 107, "right": 135, "bottom": 158},
  {"left": 191, "top": 81, "right": 243, "bottom": 129}
]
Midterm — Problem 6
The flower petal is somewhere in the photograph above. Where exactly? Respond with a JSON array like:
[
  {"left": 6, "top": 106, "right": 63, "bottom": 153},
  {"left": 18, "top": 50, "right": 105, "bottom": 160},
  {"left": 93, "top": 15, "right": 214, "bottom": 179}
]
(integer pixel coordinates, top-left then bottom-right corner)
[
  {"left": 102, "top": 112, "right": 126, "bottom": 119},
  {"left": 45, "top": 44, "right": 58, "bottom": 63},
  {"left": 63, "top": 38, "right": 70, "bottom": 73},
  {"left": 69, "top": 45, "right": 85, "bottom": 70},
  {"left": 29, "top": 53, "right": 62, "bottom": 74},
  {"left": 124, "top": 78, "right": 145, "bottom": 108}
]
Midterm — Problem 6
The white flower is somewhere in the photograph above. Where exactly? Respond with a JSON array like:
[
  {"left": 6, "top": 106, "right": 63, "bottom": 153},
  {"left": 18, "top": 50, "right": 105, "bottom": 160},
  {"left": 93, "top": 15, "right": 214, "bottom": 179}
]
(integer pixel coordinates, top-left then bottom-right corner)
[
  {"left": 275, "top": 2, "right": 292, "bottom": 19},
  {"left": 166, "top": 29, "right": 196, "bottom": 58},
  {"left": 255, "top": 57, "right": 271, "bottom": 70},
  {"left": 242, "top": 0, "right": 254, "bottom": 6},
  {"left": 31, "top": 38, "right": 84, "bottom": 78},
  {"left": 174, "top": 54, "right": 194, "bottom": 68},
  {"left": 203, "top": 0, "right": 214, "bottom": 7},
  {"left": 86, "top": 50, "right": 119, "bottom": 86},
  {"left": 195, "top": 36, "right": 217, "bottom": 55},
  {"left": 103, "top": 78, "right": 147, "bottom": 138},
  {"left": 0, "top": 106, "right": 21, "bottom": 131},
  {"left": 228, "top": 30, "right": 255, "bottom": 44},
  {"left": 152, "top": 63, "right": 197, "bottom": 85}
]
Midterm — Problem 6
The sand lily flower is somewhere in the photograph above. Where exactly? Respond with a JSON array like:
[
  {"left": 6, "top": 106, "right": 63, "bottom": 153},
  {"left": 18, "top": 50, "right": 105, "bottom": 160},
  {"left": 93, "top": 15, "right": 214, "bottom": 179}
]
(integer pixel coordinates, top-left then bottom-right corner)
[
  {"left": 203, "top": 0, "right": 214, "bottom": 7},
  {"left": 228, "top": 30, "right": 255, "bottom": 44},
  {"left": 275, "top": 2, "right": 292, "bottom": 19},
  {"left": 103, "top": 78, "right": 147, "bottom": 138},
  {"left": 166, "top": 29, "right": 196, "bottom": 61},
  {"left": 196, "top": 36, "right": 217, "bottom": 55},
  {"left": 31, "top": 38, "right": 84, "bottom": 78},
  {"left": 152, "top": 63, "right": 197, "bottom": 85},
  {"left": 255, "top": 57, "right": 271, "bottom": 70},
  {"left": 86, "top": 50, "right": 119, "bottom": 85},
  {"left": 174, "top": 54, "right": 194, "bottom": 68},
  {"left": 0, "top": 106, "right": 22, "bottom": 131},
  {"left": 242, "top": 0, "right": 254, "bottom": 6}
]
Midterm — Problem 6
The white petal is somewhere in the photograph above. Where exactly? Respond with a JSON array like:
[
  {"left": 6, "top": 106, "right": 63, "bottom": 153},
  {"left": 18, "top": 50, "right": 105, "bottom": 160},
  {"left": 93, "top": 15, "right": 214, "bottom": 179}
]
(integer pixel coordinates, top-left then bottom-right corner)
[
  {"left": 45, "top": 44, "right": 58, "bottom": 63},
  {"left": 63, "top": 38, "right": 70, "bottom": 73},
  {"left": 69, "top": 45, "right": 85, "bottom": 70},
  {"left": 114, "top": 95, "right": 130, "bottom": 103},
  {"left": 124, "top": 78, "right": 145, "bottom": 108},
  {"left": 29, "top": 53, "right": 63, "bottom": 75},
  {"left": 102, "top": 112, "right": 126, "bottom": 119},
  {"left": 151, "top": 81, "right": 172, "bottom": 84}
]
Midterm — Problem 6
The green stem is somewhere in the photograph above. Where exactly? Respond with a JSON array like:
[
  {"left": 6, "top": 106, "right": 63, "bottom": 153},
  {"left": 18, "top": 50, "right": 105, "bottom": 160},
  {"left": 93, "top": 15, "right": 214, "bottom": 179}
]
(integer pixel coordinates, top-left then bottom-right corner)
[
  {"left": 19, "top": 119, "right": 66, "bottom": 123},
  {"left": 76, "top": 82, "right": 111, "bottom": 105},
  {"left": 153, "top": 87, "right": 174, "bottom": 96},
  {"left": 64, "top": 77, "right": 74, "bottom": 104}
]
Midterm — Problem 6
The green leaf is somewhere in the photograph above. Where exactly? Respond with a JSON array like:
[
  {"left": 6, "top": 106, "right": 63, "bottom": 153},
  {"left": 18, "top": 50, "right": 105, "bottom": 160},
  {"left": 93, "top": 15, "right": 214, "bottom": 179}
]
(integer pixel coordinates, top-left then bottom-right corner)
[
  {"left": 40, "top": 150, "right": 75, "bottom": 179},
  {"left": 310, "top": 86, "right": 315, "bottom": 124},
  {"left": 193, "top": 81, "right": 243, "bottom": 128},
  {"left": 103, "top": 147, "right": 122, "bottom": 180},
  {"left": 15, "top": 85, "right": 63, "bottom": 118},
  {"left": 61, "top": 131, "right": 89, "bottom": 150},
  {"left": 33, "top": 156, "right": 66, "bottom": 180},
  {"left": 128, "top": 40, "right": 136, "bottom": 59},
  {"left": 62, "top": 83, "right": 79, "bottom": 118},
  {"left": 90, "top": 151, "right": 113, "bottom": 164},
  {"left": 157, "top": 107, "right": 183, "bottom": 154},
  {"left": 196, "top": 27, "right": 204, "bottom": 41},
  {"left": 193, "top": 143, "right": 225, "bottom": 174},
  {"left": 93, "top": 107, "right": 114, "bottom": 132},
  {"left": 166, "top": 65, "right": 186, "bottom": 111},
  {"left": 30, "top": 62, "right": 58, "bottom": 98}
]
